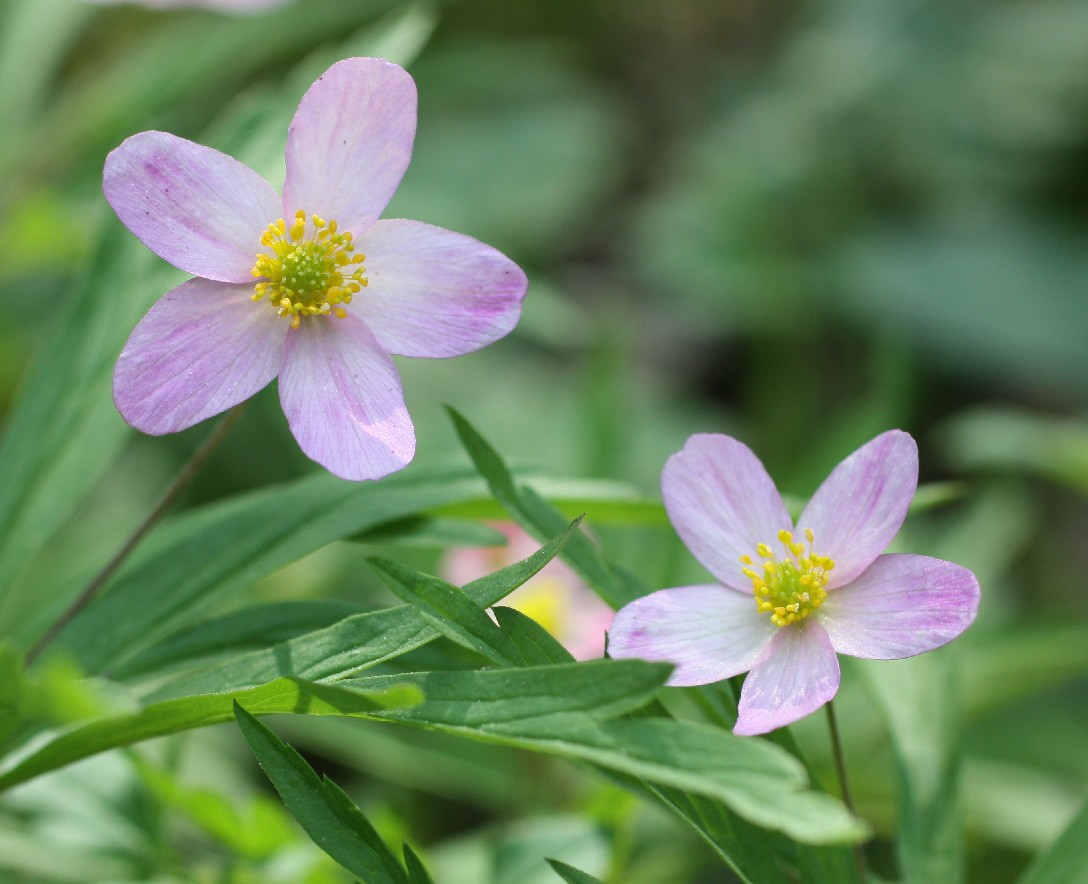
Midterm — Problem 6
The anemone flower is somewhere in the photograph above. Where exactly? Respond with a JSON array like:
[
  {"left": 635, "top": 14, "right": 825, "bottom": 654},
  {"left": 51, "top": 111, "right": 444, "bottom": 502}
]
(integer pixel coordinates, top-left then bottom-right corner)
[
  {"left": 608, "top": 431, "right": 980, "bottom": 736},
  {"left": 104, "top": 57, "right": 527, "bottom": 480}
]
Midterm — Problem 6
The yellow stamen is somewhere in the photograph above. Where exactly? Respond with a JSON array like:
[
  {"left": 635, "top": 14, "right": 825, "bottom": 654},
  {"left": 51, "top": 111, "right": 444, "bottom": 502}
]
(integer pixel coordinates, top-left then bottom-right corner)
[
  {"left": 740, "top": 528, "right": 834, "bottom": 627},
  {"left": 250, "top": 210, "right": 367, "bottom": 327}
]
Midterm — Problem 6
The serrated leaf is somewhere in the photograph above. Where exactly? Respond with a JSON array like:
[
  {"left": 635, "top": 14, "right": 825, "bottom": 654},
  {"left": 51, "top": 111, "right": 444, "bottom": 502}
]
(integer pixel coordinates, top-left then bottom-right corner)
[{"left": 235, "top": 703, "right": 411, "bottom": 884}]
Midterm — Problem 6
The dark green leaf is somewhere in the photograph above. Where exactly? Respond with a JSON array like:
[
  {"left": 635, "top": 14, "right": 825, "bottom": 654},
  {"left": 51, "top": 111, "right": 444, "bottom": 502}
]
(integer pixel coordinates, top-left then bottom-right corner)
[
  {"left": 368, "top": 557, "right": 527, "bottom": 667},
  {"left": 234, "top": 703, "right": 410, "bottom": 884},
  {"left": 493, "top": 607, "right": 575, "bottom": 666},
  {"left": 403, "top": 844, "right": 435, "bottom": 884}
]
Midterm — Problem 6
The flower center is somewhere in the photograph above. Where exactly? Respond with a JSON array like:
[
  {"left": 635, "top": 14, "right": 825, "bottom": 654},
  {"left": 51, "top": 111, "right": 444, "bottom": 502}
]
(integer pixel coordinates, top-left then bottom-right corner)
[
  {"left": 250, "top": 210, "right": 368, "bottom": 329},
  {"left": 740, "top": 528, "right": 834, "bottom": 627}
]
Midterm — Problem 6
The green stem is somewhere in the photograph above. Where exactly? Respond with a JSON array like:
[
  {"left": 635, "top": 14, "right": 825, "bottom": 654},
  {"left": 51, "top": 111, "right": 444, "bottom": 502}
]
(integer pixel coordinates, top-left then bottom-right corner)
[
  {"left": 25, "top": 405, "right": 245, "bottom": 666},
  {"left": 826, "top": 699, "right": 868, "bottom": 882}
]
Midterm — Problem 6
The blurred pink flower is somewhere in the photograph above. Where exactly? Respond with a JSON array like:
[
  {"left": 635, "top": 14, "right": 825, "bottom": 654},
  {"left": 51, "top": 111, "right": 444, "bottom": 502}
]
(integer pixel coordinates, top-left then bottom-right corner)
[
  {"left": 442, "top": 524, "right": 613, "bottom": 661},
  {"left": 104, "top": 58, "right": 526, "bottom": 481},
  {"left": 608, "top": 431, "right": 980, "bottom": 736}
]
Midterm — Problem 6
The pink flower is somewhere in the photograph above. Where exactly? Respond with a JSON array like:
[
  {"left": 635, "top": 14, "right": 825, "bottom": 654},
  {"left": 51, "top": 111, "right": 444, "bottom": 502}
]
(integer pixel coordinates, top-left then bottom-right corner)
[
  {"left": 442, "top": 523, "right": 614, "bottom": 660},
  {"left": 104, "top": 58, "right": 527, "bottom": 481},
  {"left": 608, "top": 431, "right": 980, "bottom": 736}
]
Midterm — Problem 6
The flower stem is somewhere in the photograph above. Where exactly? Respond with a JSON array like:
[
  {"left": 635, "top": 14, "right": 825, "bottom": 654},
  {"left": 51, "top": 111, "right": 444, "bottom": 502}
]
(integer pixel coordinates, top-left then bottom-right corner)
[
  {"left": 826, "top": 700, "right": 868, "bottom": 882},
  {"left": 25, "top": 405, "right": 245, "bottom": 666}
]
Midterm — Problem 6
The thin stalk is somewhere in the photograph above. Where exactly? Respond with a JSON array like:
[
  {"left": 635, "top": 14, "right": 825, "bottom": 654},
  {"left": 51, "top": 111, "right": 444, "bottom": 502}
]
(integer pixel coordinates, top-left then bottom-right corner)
[
  {"left": 25, "top": 405, "right": 244, "bottom": 666},
  {"left": 826, "top": 699, "right": 868, "bottom": 882}
]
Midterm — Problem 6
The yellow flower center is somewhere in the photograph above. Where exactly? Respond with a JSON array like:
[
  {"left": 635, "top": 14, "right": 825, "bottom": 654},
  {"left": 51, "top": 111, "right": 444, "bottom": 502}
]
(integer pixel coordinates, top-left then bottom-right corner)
[
  {"left": 740, "top": 528, "right": 834, "bottom": 627},
  {"left": 250, "top": 210, "right": 367, "bottom": 329}
]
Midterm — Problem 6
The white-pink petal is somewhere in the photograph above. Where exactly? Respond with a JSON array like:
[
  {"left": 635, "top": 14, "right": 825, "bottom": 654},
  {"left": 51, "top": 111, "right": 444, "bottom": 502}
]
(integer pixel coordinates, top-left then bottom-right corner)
[
  {"left": 353, "top": 220, "right": 527, "bottom": 358},
  {"left": 113, "top": 278, "right": 286, "bottom": 434},
  {"left": 734, "top": 621, "right": 841, "bottom": 736},
  {"left": 607, "top": 585, "right": 776, "bottom": 686},
  {"left": 662, "top": 435, "right": 793, "bottom": 592},
  {"left": 278, "top": 313, "right": 415, "bottom": 481},
  {"left": 818, "top": 553, "right": 980, "bottom": 660},
  {"left": 103, "top": 131, "right": 279, "bottom": 283},
  {"left": 797, "top": 430, "right": 918, "bottom": 587},
  {"left": 282, "top": 58, "right": 416, "bottom": 239}
]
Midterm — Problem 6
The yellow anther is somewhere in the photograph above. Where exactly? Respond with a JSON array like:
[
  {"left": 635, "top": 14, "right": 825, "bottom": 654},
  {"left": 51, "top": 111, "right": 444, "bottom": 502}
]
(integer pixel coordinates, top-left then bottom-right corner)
[
  {"left": 250, "top": 210, "right": 366, "bottom": 327},
  {"left": 742, "top": 528, "right": 834, "bottom": 628}
]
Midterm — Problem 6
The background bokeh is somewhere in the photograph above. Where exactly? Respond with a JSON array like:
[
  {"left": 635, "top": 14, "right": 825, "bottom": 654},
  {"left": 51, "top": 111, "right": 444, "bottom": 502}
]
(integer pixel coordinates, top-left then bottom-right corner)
[{"left": 1, "top": 0, "right": 1086, "bottom": 881}]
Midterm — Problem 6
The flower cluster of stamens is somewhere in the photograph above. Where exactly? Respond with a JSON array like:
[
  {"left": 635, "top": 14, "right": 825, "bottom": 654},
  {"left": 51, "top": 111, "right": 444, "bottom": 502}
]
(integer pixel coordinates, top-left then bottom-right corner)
[
  {"left": 251, "top": 210, "right": 367, "bottom": 329},
  {"left": 741, "top": 528, "right": 834, "bottom": 627}
]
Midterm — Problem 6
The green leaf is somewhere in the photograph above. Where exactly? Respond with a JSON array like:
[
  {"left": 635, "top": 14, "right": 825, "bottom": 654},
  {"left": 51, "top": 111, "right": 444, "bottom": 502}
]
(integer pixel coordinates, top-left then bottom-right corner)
[
  {"left": 940, "top": 406, "right": 1088, "bottom": 494},
  {"left": 857, "top": 655, "right": 964, "bottom": 884},
  {"left": 493, "top": 607, "right": 575, "bottom": 666},
  {"left": 0, "top": 223, "right": 155, "bottom": 634},
  {"left": 345, "top": 666, "right": 865, "bottom": 845},
  {"left": 234, "top": 703, "right": 411, "bottom": 884},
  {"left": 1019, "top": 794, "right": 1088, "bottom": 884},
  {"left": 0, "top": 678, "right": 418, "bottom": 793},
  {"left": 115, "top": 600, "right": 364, "bottom": 679},
  {"left": 150, "top": 519, "right": 581, "bottom": 699},
  {"left": 546, "top": 858, "right": 604, "bottom": 884},
  {"left": 132, "top": 754, "right": 295, "bottom": 860},
  {"left": 51, "top": 463, "right": 493, "bottom": 674},
  {"left": 368, "top": 556, "right": 529, "bottom": 667},
  {"left": 350, "top": 515, "right": 508, "bottom": 549},
  {"left": 403, "top": 844, "right": 435, "bottom": 884},
  {"left": 446, "top": 407, "right": 645, "bottom": 607}
]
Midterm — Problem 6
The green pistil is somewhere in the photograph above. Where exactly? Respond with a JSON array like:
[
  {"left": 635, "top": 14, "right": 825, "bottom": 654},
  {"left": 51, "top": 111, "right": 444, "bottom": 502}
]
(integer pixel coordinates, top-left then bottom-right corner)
[{"left": 250, "top": 210, "right": 368, "bottom": 328}]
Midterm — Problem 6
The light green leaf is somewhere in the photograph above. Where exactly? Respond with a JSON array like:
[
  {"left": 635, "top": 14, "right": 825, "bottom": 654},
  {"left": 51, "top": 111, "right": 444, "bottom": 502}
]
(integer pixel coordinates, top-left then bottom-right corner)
[
  {"left": 235, "top": 703, "right": 412, "bottom": 884},
  {"left": 148, "top": 520, "right": 582, "bottom": 699},
  {"left": 857, "top": 655, "right": 964, "bottom": 884},
  {"left": 115, "top": 600, "right": 364, "bottom": 680},
  {"left": 1018, "top": 793, "right": 1088, "bottom": 884},
  {"left": 546, "top": 858, "right": 604, "bottom": 884},
  {"left": 51, "top": 464, "right": 491, "bottom": 674},
  {"left": 0, "top": 678, "right": 418, "bottom": 793}
]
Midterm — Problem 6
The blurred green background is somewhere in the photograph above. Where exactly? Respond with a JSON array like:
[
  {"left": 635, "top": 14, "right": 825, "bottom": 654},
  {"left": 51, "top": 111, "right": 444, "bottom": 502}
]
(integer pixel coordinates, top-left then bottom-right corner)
[{"left": 1, "top": 0, "right": 1087, "bottom": 881}]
